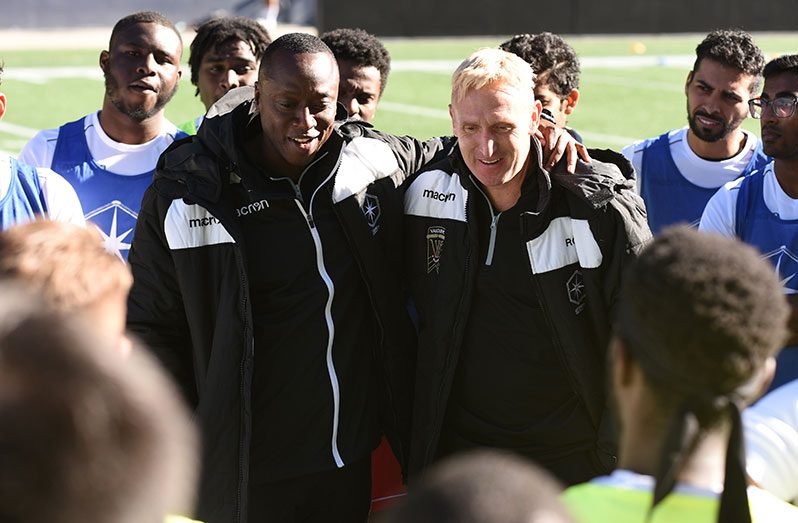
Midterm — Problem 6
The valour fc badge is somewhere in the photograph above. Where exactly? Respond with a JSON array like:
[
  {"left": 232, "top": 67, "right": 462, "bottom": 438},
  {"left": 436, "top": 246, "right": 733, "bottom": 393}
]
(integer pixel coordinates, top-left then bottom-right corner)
[{"left": 426, "top": 226, "right": 446, "bottom": 274}]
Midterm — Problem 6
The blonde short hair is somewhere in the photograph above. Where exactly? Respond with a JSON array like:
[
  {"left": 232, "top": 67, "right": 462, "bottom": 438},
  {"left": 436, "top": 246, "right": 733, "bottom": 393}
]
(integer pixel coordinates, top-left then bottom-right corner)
[
  {"left": 0, "top": 220, "right": 132, "bottom": 314},
  {"left": 451, "top": 47, "right": 536, "bottom": 104}
]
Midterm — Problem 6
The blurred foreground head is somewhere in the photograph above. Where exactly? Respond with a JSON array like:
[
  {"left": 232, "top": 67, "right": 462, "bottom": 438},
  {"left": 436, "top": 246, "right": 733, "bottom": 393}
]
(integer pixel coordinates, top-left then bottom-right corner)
[
  {"left": 385, "top": 449, "right": 574, "bottom": 523},
  {"left": 0, "top": 285, "right": 199, "bottom": 523},
  {"left": 0, "top": 220, "right": 132, "bottom": 354},
  {"left": 614, "top": 226, "right": 788, "bottom": 523}
]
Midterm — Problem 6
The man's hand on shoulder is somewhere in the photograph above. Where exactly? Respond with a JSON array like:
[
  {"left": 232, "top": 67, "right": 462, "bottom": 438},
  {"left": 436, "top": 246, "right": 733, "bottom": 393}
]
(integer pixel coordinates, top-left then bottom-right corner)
[{"left": 536, "top": 118, "right": 590, "bottom": 173}]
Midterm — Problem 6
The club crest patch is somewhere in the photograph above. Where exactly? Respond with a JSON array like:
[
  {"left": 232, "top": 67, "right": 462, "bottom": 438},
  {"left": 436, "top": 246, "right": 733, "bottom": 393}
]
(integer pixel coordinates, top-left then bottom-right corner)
[
  {"left": 361, "top": 193, "right": 381, "bottom": 235},
  {"left": 426, "top": 226, "right": 446, "bottom": 274},
  {"left": 567, "top": 269, "right": 586, "bottom": 314}
]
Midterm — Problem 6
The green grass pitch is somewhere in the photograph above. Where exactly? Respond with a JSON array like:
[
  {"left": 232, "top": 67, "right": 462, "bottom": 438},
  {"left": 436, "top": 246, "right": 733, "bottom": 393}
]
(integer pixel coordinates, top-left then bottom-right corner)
[{"left": 1, "top": 33, "right": 797, "bottom": 155}]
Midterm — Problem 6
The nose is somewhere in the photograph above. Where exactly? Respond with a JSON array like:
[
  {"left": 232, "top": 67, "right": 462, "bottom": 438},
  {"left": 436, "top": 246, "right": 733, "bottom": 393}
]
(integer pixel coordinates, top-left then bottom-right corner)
[
  {"left": 136, "top": 53, "right": 157, "bottom": 75},
  {"left": 221, "top": 69, "right": 239, "bottom": 90},
  {"left": 343, "top": 96, "right": 359, "bottom": 120},
  {"left": 296, "top": 106, "right": 316, "bottom": 130},
  {"left": 480, "top": 132, "right": 495, "bottom": 158}
]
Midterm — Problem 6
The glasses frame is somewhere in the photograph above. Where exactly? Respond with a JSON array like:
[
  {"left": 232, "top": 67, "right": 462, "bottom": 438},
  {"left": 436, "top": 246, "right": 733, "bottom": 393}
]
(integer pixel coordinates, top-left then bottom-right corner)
[{"left": 749, "top": 95, "right": 798, "bottom": 119}]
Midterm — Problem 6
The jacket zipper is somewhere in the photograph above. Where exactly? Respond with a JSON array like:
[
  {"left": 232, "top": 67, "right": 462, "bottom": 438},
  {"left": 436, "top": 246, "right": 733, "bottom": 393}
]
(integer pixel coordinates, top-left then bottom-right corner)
[
  {"left": 472, "top": 179, "right": 501, "bottom": 266},
  {"left": 526, "top": 262, "right": 591, "bottom": 428},
  {"left": 233, "top": 245, "right": 253, "bottom": 523},
  {"left": 294, "top": 164, "right": 346, "bottom": 468}
]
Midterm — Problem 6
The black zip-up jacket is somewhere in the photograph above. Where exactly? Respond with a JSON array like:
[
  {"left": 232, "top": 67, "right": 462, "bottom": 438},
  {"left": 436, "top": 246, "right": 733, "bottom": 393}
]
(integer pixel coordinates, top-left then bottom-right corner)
[
  {"left": 403, "top": 139, "right": 651, "bottom": 476},
  {"left": 126, "top": 87, "right": 447, "bottom": 523}
]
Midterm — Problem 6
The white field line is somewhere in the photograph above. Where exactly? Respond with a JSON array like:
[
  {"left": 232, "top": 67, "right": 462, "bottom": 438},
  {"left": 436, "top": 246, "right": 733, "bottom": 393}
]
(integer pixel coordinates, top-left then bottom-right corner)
[
  {"left": 0, "top": 54, "right": 699, "bottom": 83},
  {"left": 0, "top": 122, "right": 38, "bottom": 138},
  {"left": 378, "top": 102, "right": 635, "bottom": 146},
  {"left": 5, "top": 66, "right": 102, "bottom": 84},
  {"left": 586, "top": 74, "right": 683, "bottom": 92}
]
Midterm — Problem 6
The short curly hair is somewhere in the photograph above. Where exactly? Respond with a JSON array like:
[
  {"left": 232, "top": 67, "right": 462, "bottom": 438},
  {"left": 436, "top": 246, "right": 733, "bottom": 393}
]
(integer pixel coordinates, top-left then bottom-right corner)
[
  {"left": 109, "top": 11, "right": 182, "bottom": 51},
  {"left": 763, "top": 54, "right": 798, "bottom": 79},
  {"left": 189, "top": 16, "right": 271, "bottom": 91},
  {"left": 321, "top": 28, "right": 391, "bottom": 94},
  {"left": 499, "top": 32, "right": 580, "bottom": 97},
  {"left": 618, "top": 227, "right": 788, "bottom": 427},
  {"left": 693, "top": 29, "right": 764, "bottom": 92}
]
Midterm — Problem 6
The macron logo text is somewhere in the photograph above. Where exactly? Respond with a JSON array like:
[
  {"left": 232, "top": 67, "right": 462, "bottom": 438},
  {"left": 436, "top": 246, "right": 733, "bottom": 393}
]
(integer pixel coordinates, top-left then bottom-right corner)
[
  {"left": 236, "top": 199, "right": 269, "bottom": 218},
  {"left": 423, "top": 189, "right": 456, "bottom": 203},
  {"left": 189, "top": 216, "right": 221, "bottom": 228}
]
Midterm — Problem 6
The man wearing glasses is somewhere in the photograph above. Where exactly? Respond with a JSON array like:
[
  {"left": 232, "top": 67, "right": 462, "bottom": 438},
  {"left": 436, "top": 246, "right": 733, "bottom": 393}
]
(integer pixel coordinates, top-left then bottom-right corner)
[
  {"left": 701, "top": 54, "right": 798, "bottom": 390},
  {"left": 623, "top": 30, "right": 768, "bottom": 234}
]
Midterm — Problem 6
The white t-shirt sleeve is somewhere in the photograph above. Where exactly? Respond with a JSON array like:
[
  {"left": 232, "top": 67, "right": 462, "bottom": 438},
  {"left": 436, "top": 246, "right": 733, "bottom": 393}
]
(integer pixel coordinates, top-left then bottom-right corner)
[
  {"left": 745, "top": 380, "right": 798, "bottom": 503},
  {"left": 18, "top": 128, "right": 59, "bottom": 168},
  {"left": 698, "top": 179, "right": 741, "bottom": 237},
  {"left": 37, "top": 168, "right": 85, "bottom": 225},
  {"left": 621, "top": 142, "right": 643, "bottom": 194}
]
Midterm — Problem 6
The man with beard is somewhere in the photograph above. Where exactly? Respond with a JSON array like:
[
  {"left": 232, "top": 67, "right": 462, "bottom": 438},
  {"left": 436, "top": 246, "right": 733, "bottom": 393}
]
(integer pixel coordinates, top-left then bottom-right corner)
[
  {"left": 701, "top": 54, "right": 798, "bottom": 391},
  {"left": 622, "top": 30, "right": 768, "bottom": 235},
  {"left": 19, "top": 11, "right": 186, "bottom": 260}
]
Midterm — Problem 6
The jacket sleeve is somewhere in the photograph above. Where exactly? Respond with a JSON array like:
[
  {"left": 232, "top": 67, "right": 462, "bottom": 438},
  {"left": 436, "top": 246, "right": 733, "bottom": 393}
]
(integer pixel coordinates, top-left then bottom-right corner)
[
  {"left": 367, "top": 130, "right": 457, "bottom": 184},
  {"left": 127, "top": 186, "right": 198, "bottom": 407}
]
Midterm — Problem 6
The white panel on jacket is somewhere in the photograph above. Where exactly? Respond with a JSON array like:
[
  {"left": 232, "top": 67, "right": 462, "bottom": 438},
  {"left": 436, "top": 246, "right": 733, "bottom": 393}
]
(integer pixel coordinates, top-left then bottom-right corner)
[
  {"left": 404, "top": 169, "right": 468, "bottom": 223},
  {"left": 164, "top": 200, "right": 235, "bottom": 250},
  {"left": 332, "top": 137, "right": 400, "bottom": 203},
  {"left": 526, "top": 217, "right": 602, "bottom": 273}
]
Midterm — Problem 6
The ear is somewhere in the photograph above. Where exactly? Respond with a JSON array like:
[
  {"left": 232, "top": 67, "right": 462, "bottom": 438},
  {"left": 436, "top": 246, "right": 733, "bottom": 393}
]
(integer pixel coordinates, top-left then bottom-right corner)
[
  {"left": 529, "top": 99, "right": 542, "bottom": 134},
  {"left": 562, "top": 88, "right": 580, "bottom": 116},
  {"left": 254, "top": 81, "right": 262, "bottom": 110},
  {"left": 685, "top": 70, "right": 694, "bottom": 96},
  {"left": 749, "top": 357, "right": 777, "bottom": 405},
  {"left": 448, "top": 103, "right": 456, "bottom": 136},
  {"left": 0, "top": 92, "right": 6, "bottom": 121},
  {"left": 99, "top": 50, "right": 110, "bottom": 73}
]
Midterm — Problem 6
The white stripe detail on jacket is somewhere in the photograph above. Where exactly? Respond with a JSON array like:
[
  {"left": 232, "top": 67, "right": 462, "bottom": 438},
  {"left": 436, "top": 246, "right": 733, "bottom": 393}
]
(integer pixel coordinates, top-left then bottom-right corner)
[
  {"left": 333, "top": 137, "right": 400, "bottom": 203},
  {"left": 164, "top": 200, "right": 235, "bottom": 250},
  {"left": 404, "top": 169, "right": 468, "bottom": 222},
  {"left": 526, "top": 217, "right": 602, "bottom": 274}
]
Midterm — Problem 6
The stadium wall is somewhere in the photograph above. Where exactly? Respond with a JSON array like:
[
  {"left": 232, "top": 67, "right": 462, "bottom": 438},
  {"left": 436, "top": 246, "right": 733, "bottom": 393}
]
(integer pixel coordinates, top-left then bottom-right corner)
[{"left": 318, "top": 0, "right": 794, "bottom": 36}]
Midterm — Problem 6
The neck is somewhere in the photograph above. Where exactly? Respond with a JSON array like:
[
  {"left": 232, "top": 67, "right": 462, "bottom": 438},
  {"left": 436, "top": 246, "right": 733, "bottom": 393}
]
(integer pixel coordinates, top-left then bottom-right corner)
[
  {"left": 482, "top": 155, "right": 531, "bottom": 212},
  {"left": 98, "top": 99, "right": 165, "bottom": 145},
  {"left": 242, "top": 133, "right": 306, "bottom": 182},
  {"left": 686, "top": 128, "right": 747, "bottom": 161},
  {"left": 619, "top": 415, "right": 729, "bottom": 491},
  {"left": 774, "top": 159, "right": 798, "bottom": 199}
]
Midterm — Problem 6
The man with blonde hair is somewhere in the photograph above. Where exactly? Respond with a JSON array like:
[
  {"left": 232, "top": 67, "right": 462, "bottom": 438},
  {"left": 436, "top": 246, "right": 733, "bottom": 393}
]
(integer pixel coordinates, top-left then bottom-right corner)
[
  {"left": 0, "top": 220, "right": 133, "bottom": 354},
  {"left": 403, "top": 48, "right": 650, "bottom": 485}
]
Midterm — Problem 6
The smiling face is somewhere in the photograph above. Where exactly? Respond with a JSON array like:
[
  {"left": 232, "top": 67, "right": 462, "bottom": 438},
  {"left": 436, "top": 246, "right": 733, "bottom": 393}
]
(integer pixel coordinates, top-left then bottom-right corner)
[
  {"left": 197, "top": 39, "right": 259, "bottom": 110},
  {"left": 759, "top": 72, "right": 798, "bottom": 161},
  {"left": 101, "top": 21, "right": 182, "bottom": 122},
  {"left": 450, "top": 81, "right": 540, "bottom": 195},
  {"left": 254, "top": 50, "right": 339, "bottom": 176},
  {"left": 685, "top": 58, "right": 755, "bottom": 143},
  {"left": 337, "top": 60, "right": 382, "bottom": 122}
]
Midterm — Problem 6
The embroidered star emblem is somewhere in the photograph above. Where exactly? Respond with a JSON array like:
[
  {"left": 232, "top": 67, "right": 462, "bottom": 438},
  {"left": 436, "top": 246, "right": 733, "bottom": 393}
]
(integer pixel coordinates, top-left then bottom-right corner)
[
  {"left": 84, "top": 200, "right": 138, "bottom": 260},
  {"left": 763, "top": 245, "right": 798, "bottom": 293}
]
